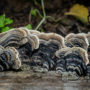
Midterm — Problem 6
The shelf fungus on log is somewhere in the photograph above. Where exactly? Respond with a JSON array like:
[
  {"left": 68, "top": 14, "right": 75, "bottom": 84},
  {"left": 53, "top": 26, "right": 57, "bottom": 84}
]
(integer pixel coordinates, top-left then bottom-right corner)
[
  {"left": 0, "top": 28, "right": 39, "bottom": 59},
  {"left": 31, "top": 32, "right": 65, "bottom": 72},
  {"left": 0, "top": 46, "right": 21, "bottom": 71},
  {"left": 87, "top": 32, "right": 90, "bottom": 44},
  {"left": 55, "top": 47, "right": 89, "bottom": 77},
  {"left": 87, "top": 32, "right": 90, "bottom": 52},
  {"left": 29, "top": 30, "right": 41, "bottom": 35},
  {"left": 65, "top": 33, "right": 89, "bottom": 51},
  {"left": 86, "top": 32, "right": 90, "bottom": 76}
]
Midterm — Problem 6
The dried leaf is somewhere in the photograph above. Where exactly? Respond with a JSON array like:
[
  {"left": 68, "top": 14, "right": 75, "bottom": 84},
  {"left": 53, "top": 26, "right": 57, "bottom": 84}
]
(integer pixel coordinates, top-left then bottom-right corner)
[{"left": 65, "top": 4, "right": 89, "bottom": 23}]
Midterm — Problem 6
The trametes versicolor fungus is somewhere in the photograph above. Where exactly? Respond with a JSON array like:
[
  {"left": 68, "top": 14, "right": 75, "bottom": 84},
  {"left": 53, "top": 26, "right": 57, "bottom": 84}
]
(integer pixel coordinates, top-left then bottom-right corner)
[
  {"left": 87, "top": 32, "right": 90, "bottom": 44},
  {"left": 87, "top": 32, "right": 90, "bottom": 53},
  {"left": 0, "top": 46, "right": 21, "bottom": 71},
  {"left": 65, "top": 33, "right": 89, "bottom": 51},
  {"left": 0, "top": 28, "right": 39, "bottom": 71},
  {"left": 0, "top": 27, "right": 89, "bottom": 78},
  {"left": 86, "top": 32, "right": 90, "bottom": 75},
  {"left": 31, "top": 32, "right": 65, "bottom": 72},
  {"left": 0, "top": 28, "right": 39, "bottom": 50},
  {"left": 55, "top": 47, "right": 89, "bottom": 77}
]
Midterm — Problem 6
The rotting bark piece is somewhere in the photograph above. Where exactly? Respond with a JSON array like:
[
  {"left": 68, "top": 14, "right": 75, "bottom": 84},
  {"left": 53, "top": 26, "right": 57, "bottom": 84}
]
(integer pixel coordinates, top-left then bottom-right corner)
[
  {"left": 65, "top": 33, "right": 89, "bottom": 51},
  {"left": 0, "top": 46, "right": 21, "bottom": 71},
  {"left": 0, "top": 28, "right": 39, "bottom": 59},
  {"left": 55, "top": 47, "right": 89, "bottom": 77},
  {"left": 31, "top": 32, "right": 65, "bottom": 72}
]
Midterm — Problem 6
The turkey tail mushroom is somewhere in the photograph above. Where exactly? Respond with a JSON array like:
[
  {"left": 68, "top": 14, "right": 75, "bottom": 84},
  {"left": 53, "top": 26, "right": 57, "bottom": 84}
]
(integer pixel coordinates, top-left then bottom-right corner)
[
  {"left": 31, "top": 32, "right": 65, "bottom": 72},
  {"left": 0, "top": 46, "right": 21, "bottom": 71},
  {"left": 18, "top": 27, "right": 40, "bottom": 50},
  {"left": 86, "top": 32, "right": 90, "bottom": 76},
  {"left": 0, "top": 28, "right": 39, "bottom": 59},
  {"left": 38, "top": 32, "right": 65, "bottom": 48},
  {"left": 29, "top": 30, "right": 41, "bottom": 35},
  {"left": 87, "top": 32, "right": 90, "bottom": 44},
  {"left": 0, "top": 28, "right": 28, "bottom": 48},
  {"left": 55, "top": 47, "right": 70, "bottom": 74},
  {"left": 55, "top": 47, "right": 89, "bottom": 76},
  {"left": 65, "top": 33, "right": 89, "bottom": 51},
  {"left": 87, "top": 32, "right": 90, "bottom": 52}
]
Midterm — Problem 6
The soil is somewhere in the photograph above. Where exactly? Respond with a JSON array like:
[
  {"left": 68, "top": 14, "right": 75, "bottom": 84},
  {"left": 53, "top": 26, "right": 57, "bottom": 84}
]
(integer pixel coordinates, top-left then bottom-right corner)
[{"left": 0, "top": 0, "right": 90, "bottom": 90}]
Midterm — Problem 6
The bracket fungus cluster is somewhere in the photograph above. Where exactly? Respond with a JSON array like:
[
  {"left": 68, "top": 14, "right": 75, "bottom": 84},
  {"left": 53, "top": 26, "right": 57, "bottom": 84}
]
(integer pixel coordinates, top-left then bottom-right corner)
[
  {"left": 0, "top": 27, "right": 90, "bottom": 78},
  {"left": 56, "top": 47, "right": 88, "bottom": 76},
  {"left": 0, "top": 27, "right": 39, "bottom": 71},
  {"left": 65, "top": 33, "right": 89, "bottom": 50},
  {"left": 0, "top": 46, "right": 21, "bottom": 71},
  {"left": 31, "top": 32, "right": 65, "bottom": 72}
]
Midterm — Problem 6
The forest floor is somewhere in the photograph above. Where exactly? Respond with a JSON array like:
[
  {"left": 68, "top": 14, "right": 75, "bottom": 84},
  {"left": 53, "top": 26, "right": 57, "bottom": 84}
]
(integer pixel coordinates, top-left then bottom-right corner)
[{"left": 0, "top": 0, "right": 90, "bottom": 35}]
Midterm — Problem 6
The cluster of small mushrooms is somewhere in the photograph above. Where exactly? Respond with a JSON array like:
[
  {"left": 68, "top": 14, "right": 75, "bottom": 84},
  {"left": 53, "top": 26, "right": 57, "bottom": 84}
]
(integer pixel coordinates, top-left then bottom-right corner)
[{"left": 0, "top": 27, "right": 90, "bottom": 78}]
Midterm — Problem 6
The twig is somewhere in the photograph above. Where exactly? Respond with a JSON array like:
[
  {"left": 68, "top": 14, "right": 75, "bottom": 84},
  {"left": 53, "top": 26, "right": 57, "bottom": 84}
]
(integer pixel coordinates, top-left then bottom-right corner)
[
  {"left": 35, "top": 0, "right": 62, "bottom": 30},
  {"left": 35, "top": 18, "right": 45, "bottom": 30},
  {"left": 46, "top": 16, "right": 62, "bottom": 23},
  {"left": 35, "top": 0, "right": 46, "bottom": 30},
  {"left": 42, "top": 0, "right": 46, "bottom": 17}
]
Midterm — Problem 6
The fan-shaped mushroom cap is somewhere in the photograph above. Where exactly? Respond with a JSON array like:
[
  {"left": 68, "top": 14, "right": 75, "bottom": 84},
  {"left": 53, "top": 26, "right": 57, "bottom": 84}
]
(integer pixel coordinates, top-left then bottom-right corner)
[
  {"left": 55, "top": 47, "right": 70, "bottom": 58},
  {"left": 0, "top": 46, "right": 21, "bottom": 71},
  {"left": 5, "top": 47, "right": 21, "bottom": 70},
  {"left": 65, "top": 33, "right": 89, "bottom": 50},
  {"left": 31, "top": 32, "right": 65, "bottom": 71},
  {"left": 37, "top": 32, "right": 65, "bottom": 49},
  {"left": 70, "top": 47, "right": 89, "bottom": 65},
  {"left": 87, "top": 32, "right": 90, "bottom": 44},
  {"left": 17, "top": 27, "right": 40, "bottom": 50},
  {"left": 28, "top": 34, "right": 39, "bottom": 50},
  {"left": 56, "top": 47, "right": 89, "bottom": 65},
  {"left": 0, "top": 28, "right": 39, "bottom": 50},
  {"left": 29, "top": 30, "right": 40, "bottom": 35},
  {"left": 30, "top": 31, "right": 65, "bottom": 49}
]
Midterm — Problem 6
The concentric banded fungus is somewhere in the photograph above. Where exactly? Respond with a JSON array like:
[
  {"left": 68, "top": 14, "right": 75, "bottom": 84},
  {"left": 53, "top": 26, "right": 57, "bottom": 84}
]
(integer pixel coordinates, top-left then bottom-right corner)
[
  {"left": 55, "top": 47, "right": 70, "bottom": 74},
  {"left": 0, "top": 28, "right": 39, "bottom": 59},
  {"left": 29, "top": 30, "right": 41, "bottom": 35},
  {"left": 31, "top": 32, "right": 65, "bottom": 72},
  {"left": 56, "top": 47, "right": 89, "bottom": 76},
  {"left": 87, "top": 32, "right": 90, "bottom": 52},
  {"left": 87, "top": 32, "right": 90, "bottom": 75},
  {"left": 0, "top": 28, "right": 28, "bottom": 48},
  {"left": 87, "top": 32, "right": 90, "bottom": 44},
  {"left": 0, "top": 46, "right": 21, "bottom": 71},
  {"left": 65, "top": 33, "right": 89, "bottom": 50}
]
